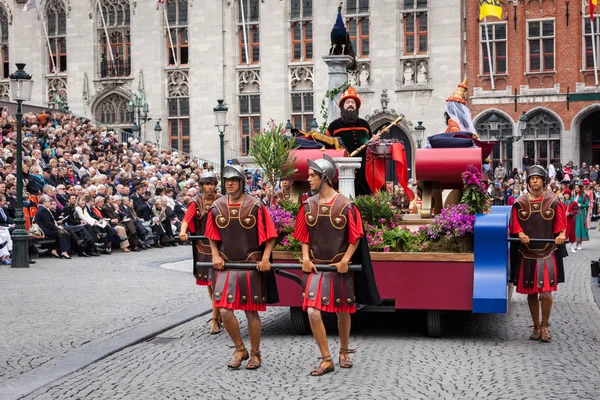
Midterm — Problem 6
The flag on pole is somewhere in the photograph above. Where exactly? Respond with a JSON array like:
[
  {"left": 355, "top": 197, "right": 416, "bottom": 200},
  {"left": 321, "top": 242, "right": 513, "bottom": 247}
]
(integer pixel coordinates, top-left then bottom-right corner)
[
  {"left": 156, "top": 0, "right": 165, "bottom": 9},
  {"left": 591, "top": 0, "right": 598, "bottom": 21},
  {"left": 479, "top": 0, "right": 502, "bottom": 21},
  {"left": 23, "top": 0, "right": 38, "bottom": 12}
]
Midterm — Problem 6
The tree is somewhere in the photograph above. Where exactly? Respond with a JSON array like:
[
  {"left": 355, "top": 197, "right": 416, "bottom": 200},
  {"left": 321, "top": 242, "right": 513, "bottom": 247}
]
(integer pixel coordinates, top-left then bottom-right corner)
[{"left": 249, "top": 121, "right": 298, "bottom": 204}]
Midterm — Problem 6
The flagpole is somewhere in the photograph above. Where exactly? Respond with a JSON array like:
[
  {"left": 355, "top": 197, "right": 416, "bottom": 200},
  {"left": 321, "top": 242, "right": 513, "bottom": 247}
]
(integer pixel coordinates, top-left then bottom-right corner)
[
  {"left": 240, "top": 0, "right": 250, "bottom": 65},
  {"left": 96, "top": 0, "right": 118, "bottom": 77},
  {"left": 38, "top": 9, "right": 58, "bottom": 74},
  {"left": 590, "top": 10, "right": 599, "bottom": 86},
  {"left": 484, "top": 17, "right": 496, "bottom": 90},
  {"left": 163, "top": 6, "right": 179, "bottom": 67}
]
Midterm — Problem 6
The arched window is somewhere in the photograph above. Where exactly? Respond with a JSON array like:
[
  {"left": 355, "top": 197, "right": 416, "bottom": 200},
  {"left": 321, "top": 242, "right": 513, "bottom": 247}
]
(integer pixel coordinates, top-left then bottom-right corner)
[
  {"left": 96, "top": 94, "right": 130, "bottom": 125},
  {"left": 475, "top": 113, "right": 514, "bottom": 171},
  {"left": 46, "top": 0, "right": 67, "bottom": 73},
  {"left": 98, "top": 0, "right": 131, "bottom": 78},
  {"left": 522, "top": 110, "right": 561, "bottom": 168},
  {"left": 0, "top": 6, "right": 8, "bottom": 79}
]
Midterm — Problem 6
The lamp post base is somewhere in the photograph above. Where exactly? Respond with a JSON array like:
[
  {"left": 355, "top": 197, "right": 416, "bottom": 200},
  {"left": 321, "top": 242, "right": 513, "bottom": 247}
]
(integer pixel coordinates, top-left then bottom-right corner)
[{"left": 11, "top": 228, "right": 29, "bottom": 268}]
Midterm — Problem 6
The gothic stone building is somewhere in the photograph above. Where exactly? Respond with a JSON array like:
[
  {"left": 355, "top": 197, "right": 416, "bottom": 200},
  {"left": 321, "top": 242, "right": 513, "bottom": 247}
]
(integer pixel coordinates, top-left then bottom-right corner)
[
  {"left": 466, "top": 0, "right": 600, "bottom": 171},
  {"left": 3, "top": 0, "right": 462, "bottom": 174}
]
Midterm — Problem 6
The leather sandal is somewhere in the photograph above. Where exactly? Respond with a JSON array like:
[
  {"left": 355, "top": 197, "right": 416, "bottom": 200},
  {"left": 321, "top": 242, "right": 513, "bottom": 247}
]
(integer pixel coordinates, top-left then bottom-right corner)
[
  {"left": 310, "top": 356, "right": 334, "bottom": 377},
  {"left": 208, "top": 318, "right": 222, "bottom": 335},
  {"left": 529, "top": 325, "right": 541, "bottom": 341},
  {"left": 339, "top": 348, "right": 356, "bottom": 368},
  {"left": 540, "top": 323, "right": 552, "bottom": 343},
  {"left": 245, "top": 350, "right": 262, "bottom": 370},
  {"left": 227, "top": 344, "right": 249, "bottom": 370}
]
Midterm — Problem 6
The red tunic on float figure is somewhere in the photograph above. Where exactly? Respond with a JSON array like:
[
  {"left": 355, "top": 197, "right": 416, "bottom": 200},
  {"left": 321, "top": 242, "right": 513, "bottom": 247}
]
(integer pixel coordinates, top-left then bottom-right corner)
[
  {"left": 509, "top": 165, "right": 566, "bottom": 343},
  {"left": 205, "top": 164, "right": 278, "bottom": 371},
  {"left": 179, "top": 170, "right": 223, "bottom": 335}
]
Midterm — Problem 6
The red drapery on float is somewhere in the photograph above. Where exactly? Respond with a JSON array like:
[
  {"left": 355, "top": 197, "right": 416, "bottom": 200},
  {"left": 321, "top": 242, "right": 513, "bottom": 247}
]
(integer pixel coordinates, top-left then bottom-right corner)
[{"left": 365, "top": 143, "right": 415, "bottom": 201}]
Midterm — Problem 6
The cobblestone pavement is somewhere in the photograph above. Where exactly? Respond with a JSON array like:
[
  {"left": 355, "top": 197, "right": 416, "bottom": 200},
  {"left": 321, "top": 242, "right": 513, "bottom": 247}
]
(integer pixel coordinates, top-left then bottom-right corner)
[
  {"left": 0, "top": 244, "right": 207, "bottom": 388},
  {"left": 11, "top": 228, "right": 600, "bottom": 400}
]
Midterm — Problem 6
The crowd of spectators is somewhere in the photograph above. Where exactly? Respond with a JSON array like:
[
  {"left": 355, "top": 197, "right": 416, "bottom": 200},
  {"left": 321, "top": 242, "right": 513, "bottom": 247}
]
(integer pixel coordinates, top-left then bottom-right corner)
[{"left": 0, "top": 108, "right": 226, "bottom": 264}]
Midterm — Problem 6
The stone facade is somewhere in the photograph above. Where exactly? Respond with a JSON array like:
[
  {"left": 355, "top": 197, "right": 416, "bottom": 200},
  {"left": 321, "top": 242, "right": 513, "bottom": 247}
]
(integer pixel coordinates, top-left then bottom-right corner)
[{"left": 4, "top": 0, "right": 462, "bottom": 170}]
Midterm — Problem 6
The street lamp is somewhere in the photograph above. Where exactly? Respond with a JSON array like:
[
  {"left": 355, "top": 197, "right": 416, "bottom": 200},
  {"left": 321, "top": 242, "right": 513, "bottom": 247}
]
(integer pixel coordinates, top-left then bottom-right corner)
[
  {"left": 488, "top": 113, "right": 504, "bottom": 167},
  {"left": 213, "top": 99, "right": 229, "bottom": 194},
  {"left": 154, "top": 120, "right": 162, "bottom": 146},
  {"left": 518, "top": 111, "right": 528, "bottom": 137},
  {"left": 285, "top": 119, "right": 294, "bottom": 138},
  {"left": 131, "top": 122, "right": 140, "bottom": 140},
  {"left": 9, "top": 63, "right": 34, "bottom": 269},
  {"left": 414, "top": 121, "right": 426, "bottom": 148},
  {"left": 127, "top": 89, "right": 149, "bottom": 140}
]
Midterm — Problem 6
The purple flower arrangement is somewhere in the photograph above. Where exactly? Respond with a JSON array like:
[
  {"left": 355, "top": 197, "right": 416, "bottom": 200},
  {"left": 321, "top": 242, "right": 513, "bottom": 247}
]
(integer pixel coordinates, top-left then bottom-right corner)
[
  {"left": 461, "top": 164, "right": 490, "bottom": 215},
  {"left": 268, "top": 204, "right": 296, "bottom": 236},
  {"left": 424, "top": 203, "right": 475, "bottom": 241}
]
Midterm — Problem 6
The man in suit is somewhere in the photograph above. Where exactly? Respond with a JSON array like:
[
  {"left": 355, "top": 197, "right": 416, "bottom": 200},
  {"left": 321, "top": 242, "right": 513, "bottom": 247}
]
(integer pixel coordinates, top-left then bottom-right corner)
[
  {"left": 130, "top": 184, "right": 145, "bottom": 212},
  {"left": 34, "top": 195, "right": 71, "bottom": 259}
]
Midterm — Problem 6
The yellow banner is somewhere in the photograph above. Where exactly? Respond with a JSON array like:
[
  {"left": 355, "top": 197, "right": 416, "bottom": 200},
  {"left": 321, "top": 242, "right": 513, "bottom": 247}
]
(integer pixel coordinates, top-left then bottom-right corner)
[{"left": 479, "top": 0, "right": 502, "bottom": 20}]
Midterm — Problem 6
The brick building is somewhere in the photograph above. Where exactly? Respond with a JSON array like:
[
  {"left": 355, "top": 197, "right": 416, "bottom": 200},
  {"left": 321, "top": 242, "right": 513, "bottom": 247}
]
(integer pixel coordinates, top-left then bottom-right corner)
[{"left": 465, "top": 0, "right": 600, "bottom": 172}]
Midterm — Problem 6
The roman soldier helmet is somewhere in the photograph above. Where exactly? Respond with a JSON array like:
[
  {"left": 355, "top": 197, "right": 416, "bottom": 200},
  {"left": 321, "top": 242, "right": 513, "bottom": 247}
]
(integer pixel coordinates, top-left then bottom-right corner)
[
  {"left": 307, "top": 154, "right": 337, "bottom": 193},
  {"left": 199, "top": 170, "right": 218, "bottom": 184},
  {"left": 222, "top": 165, "right": 245, "bottom": 182},
  {"left": 338, "top": 86, "right": 361, "bottom": 109},
  {"left": 526, "top": 165, "right": 547, "bottom": 184}
]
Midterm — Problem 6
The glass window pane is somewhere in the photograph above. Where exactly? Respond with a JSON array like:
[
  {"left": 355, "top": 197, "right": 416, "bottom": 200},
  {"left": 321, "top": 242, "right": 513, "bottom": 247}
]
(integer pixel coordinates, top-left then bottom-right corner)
[
  {"left": 47, "top": 11, "right": 56, "bottom": 36},
  {"left": 117, "top": 8, "right": 124, "bottom": 25},
  {"left": 585, "top": 18, "right": 592, "bottom": 34},
  {"left": 241, "top": 118, "right": 250, "bottom": 134},
  {"left": 544, "top": 55, "right": 554, "bottom": 70},
  {"left": 168, "top": 99, "right": 178, "bottom": 117},
  {"left": 240, "top": 96, "right": 249, "bottom": 114},
  {"left": 418, "top": 13, "right": 427, "bottom": 31},
  {"left": 495, "top": 24, "right": 506, "bottom": 40},
  {"left": 359, "top": 0, "right": 369, "bottom": 13},
  {"left": 294, "top": 44, "right": 301, "bottom": 60},
  {"left": 305, "top": 42, "right": 313, "bottom": 59},
  {"left": 292, "top": 116, "right": 302, "bottom": 130},
  {"left": 361, "top": 19, "right": 369, "bottom": 35},
  {"left": 252, "top": 116, "right": 261, "bottom": 132},
  {"left": 292, "top": 94, "right": 302, "bottom": 113},
  {"left": 349, "top": 20, "right": 357, "bottom": 36},
  {"left": 250, "top": 0, "right": 259, "bottom": 21},
  {"left": 406, "top": 15, "right": 414, "bottom": 33},
  {"left": 417, "top": 0, "right": 427, "bottom": 8},
  {"left": 302, "top": 0, "right": 312, "bottom": 17},
  {"left": 125, "top": 6, "right": 130, "bottom": 25},
  {"left": 171, "top": 138, "right": 178, "bottom": 150},
  {"left": 293, "top": 24, "right": 301, "bottom": 40},
  {"left": 362, "top": 39, "right": 369, "bottom": 56},
  {"left": 252, "top": 45, "right": 260, "bottom": 62},
  {"left": 530, "top": 56, "right": 540, "bottom": 71},
  {"left": 304, "top": 93, "right": 313, "bottom": 112},
  {"left": 167, "top": 2, "right": 177, "bottom": 24},
  {"left": 528, "top": 21, "right": 540, "bottom": 37},
  {"left": 180, "top": 98, "right": 189, "bottom": 116},
  {"left": 539, "top": 141, "right": 547, "bottom": 158},
  {"left": 181, "top": 119, "right": 189, "bottom": 136},
  {"left": 530, "top": 40, "right": 540, "bottom": 55},
  {"left": 1, "top": 22, "right": 7, "bottom": 43},
  {"left": 250, "top": 95, "right": 261, "bottom": 114},
  {"left": 239, "top": 0, "right": 246, "bottom": 23},
  {"left": 252, "top": 26, "right": 259, "bottom": 43},
  {"left": 406, "top": 36, "right": 414, "bottom": 53},
  {"left": 182, "top": 138, "right": 190, "bottom": 154},
  {"left": 291, "top": 0, "right": 300, "bottom": 19},
  {"left": 179, "top": 1, "right": 188, "bottom": 24},
  {"left": 419, "top": 35, "right": 427, "bottom": 52},
  {"left": 305, "top": 22, "right": 312, "bottom": 39},
  {"left": 404, "top": 0, "right": 414, "bottom": 10},
  {"left": 552, "top": 141, "right": 560, "bottom": 159},
  {"left": 347, "top": 0, "right": 356, "bottom": 14},
  {"left": 241, "top": 136, "right": 250, "bottom": 155},
  {"left": 542, "top": 21, "right": 554, "bottom": 37},
  {"left": 181, "top": 29, "right": 188, "bottom": 44},
  {"left": 170, "top": 120, "right": 179, "bottom": 136},
  {"left": 543, "top": 39, "right": 553, "bottom": 53}
]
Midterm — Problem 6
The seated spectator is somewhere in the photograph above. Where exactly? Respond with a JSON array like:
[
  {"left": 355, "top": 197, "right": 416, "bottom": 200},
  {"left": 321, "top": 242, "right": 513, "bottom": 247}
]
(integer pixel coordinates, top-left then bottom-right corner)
[{"left": 34, "top": 195, "right": 71, "bottom": 259}]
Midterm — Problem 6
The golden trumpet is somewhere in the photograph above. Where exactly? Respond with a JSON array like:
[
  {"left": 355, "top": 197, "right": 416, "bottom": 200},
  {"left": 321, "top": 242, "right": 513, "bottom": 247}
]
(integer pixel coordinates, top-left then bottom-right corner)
[{"left": 349, "top": 116, "right": 404, "bottom": 157}]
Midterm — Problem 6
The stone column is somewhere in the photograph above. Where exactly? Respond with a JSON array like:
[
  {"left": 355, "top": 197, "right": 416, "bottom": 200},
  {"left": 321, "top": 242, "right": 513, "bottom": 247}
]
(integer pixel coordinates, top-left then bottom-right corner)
[
  {"left": 334, "top": 157, "right": 362, "bottom": 198},
  {"left": 322, "top": 55, "right": 353, "bottom": 125}
]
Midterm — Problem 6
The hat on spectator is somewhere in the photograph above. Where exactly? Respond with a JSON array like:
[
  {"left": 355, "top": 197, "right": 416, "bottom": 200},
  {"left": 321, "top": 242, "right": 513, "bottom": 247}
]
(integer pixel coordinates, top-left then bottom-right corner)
[
  {"left": 582, "top": 178, "right": 591, "bottom": 185},
  {"left": 563, "top": 188, "right": 572, "bottom": 196}
]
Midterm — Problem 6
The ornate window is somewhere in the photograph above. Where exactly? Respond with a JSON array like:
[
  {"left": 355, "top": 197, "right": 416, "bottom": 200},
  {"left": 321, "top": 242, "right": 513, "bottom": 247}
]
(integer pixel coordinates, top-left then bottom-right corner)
[
  {"left": 522, "top": 110, "right": 560, "bottom": 167},
  {"left": 583, "top": 17, "right": 600, "bottom": 70},
  {"left": 166, "top": 0, "right": 188, "bottom": 66},
  {"left": 402, "top": 0, "right": 428, "bottom": 55},
  {"left": 0, "top": 6, "right": 8, "bottom": 80},
  {"left": 480, "top": 22, "right": 506, "bottom": 75},
  {"left": 290, "top": 0, "right": 312, "bottom": 62},
  {"left": 527, "top": 20, "right": 554, "bottom": 72},
  {"left": 96, "top": 94, "right": 130, "bottom": 125},
  {"left": 97, "top": 0, "right": 131, "bottom": 78},
  {"left": 289, "top": 66, "right": 314, "bottom": 131},
  {"left": 46, "top": 0, "right": 67, "bottom": 73},
  {"left": 238, "top": 0, "right": 260, "bottom": 65},
  {"left": 167, "top": 70, "right": 190, "bottom": 153},
  {"left": 346, "top": 0, "right": 369, "bottom": 58},
  {"left": 475, "top": 113, "right": 514, "bottom": 172},
  {"left": 239, "top": 94, "right": 260, "bottom": 156}
]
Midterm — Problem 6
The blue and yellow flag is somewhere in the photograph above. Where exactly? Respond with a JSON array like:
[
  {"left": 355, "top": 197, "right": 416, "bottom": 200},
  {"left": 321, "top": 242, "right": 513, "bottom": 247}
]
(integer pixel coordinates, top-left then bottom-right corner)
[{"left": 479, "top": 0, "right": 502, "bottom": 20}]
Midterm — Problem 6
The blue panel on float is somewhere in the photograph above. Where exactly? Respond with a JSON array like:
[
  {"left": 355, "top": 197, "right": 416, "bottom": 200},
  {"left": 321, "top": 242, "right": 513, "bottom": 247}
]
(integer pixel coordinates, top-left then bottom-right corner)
[
  {"left": 473, "top": 213, "right": 509, "bottom": 314},
  {"left": 491, "top": 205, "right": 512, "bottom": 217}
]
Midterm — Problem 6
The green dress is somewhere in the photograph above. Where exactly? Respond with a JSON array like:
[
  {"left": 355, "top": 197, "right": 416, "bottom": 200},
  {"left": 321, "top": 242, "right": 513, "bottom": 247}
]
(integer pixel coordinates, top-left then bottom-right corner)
[{"left": 575, "top": 194, "right": 589, "bottom": 241}]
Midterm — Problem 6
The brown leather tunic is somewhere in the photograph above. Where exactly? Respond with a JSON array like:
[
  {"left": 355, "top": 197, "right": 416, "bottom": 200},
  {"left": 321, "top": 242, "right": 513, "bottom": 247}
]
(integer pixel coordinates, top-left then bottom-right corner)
[{"left": 513, "top": 192, "right": 559, "bottom": 288}]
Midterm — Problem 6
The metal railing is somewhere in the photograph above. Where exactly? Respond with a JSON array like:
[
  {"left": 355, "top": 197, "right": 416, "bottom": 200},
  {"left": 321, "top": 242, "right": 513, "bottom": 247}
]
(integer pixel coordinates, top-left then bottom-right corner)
[{"left": 100, "top": 60, "right": 131, "bottom": 79}]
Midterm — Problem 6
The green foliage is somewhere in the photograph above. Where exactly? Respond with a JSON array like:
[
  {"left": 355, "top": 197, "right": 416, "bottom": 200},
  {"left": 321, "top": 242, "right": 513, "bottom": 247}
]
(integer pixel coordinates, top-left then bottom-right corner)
[
  {"left": 248, "top": 121, "right": 298, "bottom": 202},
  {"left": 274, "top": 233, "right": 302, "bottom": 252},
  {"left": 318, "top": 81, "right": 351, "bottom": 133},
  {"left": 277, "top": 199, "right": 300, "bottom": 215},
  {"left": 353, "top": 191, "right": 397, "bottom": 226}
]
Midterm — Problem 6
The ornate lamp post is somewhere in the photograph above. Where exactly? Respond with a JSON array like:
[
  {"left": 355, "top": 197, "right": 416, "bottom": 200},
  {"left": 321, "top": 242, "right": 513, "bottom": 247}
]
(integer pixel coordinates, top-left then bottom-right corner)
[
  {"left": 213, "top": 100, "right": 229, "bottom": 195},
  {"left": 414, "top": 121, "right": 426, "bottom": 148},
  {"left": 127, "top": 90, "right": 148, "bottom": 140},
  {"left": 154, "top": 120, "right": 162, "bottom": 147},
  {"left": 285, "top": 119, "right": 294, "bottom": 137},
  {"left": 488, "top": 113, "right": 504, "bottom": 166},
  {"left": 310, "top": 118, "right": 319, "bottom": 132},
  {"left": 518, "top": 111, "right": 528, "bottom": 137},
  {"left": 9, "top": 64, "right": 34, "bottom": 269}
]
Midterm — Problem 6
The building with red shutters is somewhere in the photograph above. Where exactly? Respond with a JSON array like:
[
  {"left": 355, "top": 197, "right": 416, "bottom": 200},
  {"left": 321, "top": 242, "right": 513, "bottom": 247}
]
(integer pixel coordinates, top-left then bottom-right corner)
[{"left": 464, "top": 0, "right": 600, "bottom": 171}]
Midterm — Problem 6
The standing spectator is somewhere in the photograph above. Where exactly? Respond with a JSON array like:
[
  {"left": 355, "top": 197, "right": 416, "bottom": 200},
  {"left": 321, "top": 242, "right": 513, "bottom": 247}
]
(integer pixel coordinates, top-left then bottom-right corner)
[
  {"left": 494, "top": 164, "right": 506, "bottom": 182},
  {"left": 547, "top": 163, "right": 556, "bottom": 180},
  {"left": 573, "top": 182, "right": 589, "bottom": 250},
  {"left": 590, "top": 165, "right": 598, "bottom": 183}
]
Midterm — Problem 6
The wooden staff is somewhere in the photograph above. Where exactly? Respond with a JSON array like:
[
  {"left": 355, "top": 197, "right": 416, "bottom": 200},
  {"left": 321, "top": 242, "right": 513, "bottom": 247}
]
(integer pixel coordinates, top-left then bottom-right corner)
[{"left": 349, "top": 116, "right": 404, "bottom": 157}]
